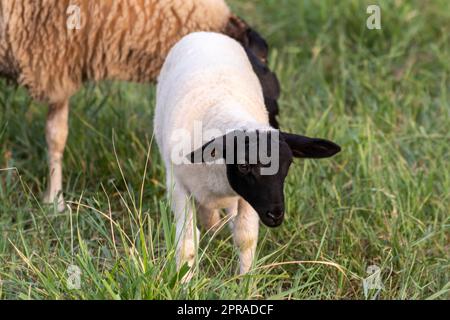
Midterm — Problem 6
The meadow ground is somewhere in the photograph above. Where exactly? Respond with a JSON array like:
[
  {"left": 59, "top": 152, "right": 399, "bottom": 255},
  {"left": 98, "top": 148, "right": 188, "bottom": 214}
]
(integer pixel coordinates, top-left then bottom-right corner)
[{"left": 0, "top": 0, "right": 449, "bottom": 299}]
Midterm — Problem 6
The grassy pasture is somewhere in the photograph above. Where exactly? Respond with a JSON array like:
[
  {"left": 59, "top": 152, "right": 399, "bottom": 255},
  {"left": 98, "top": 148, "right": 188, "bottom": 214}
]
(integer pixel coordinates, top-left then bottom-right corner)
[{"left": 0, "top": 0, "right": 449, "bottom": 299}]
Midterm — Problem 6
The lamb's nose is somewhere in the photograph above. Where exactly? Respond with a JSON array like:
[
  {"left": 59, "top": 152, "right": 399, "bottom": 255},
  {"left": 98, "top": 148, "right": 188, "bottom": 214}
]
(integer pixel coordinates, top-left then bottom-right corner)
[{"left": 267, "top": 208, "right": 284, "bottom": 221}]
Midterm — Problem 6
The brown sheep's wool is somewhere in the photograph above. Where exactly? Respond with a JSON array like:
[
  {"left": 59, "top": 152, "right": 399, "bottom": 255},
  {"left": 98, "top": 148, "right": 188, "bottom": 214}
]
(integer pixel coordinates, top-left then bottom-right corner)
[{"left": 0, "top": 0, "right": 232, "bottom": 104}]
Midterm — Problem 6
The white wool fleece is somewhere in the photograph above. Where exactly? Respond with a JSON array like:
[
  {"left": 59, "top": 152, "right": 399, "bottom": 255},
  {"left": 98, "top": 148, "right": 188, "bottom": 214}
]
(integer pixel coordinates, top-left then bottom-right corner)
[{"left": 155, "top": 32, "right": 271, "bottom": 161}]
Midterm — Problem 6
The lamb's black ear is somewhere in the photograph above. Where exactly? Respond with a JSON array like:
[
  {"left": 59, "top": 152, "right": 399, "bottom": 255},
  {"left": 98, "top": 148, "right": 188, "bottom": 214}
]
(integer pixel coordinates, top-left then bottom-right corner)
[
  {"left": 186, "top": 136, "right": 226, "bottom": 163},
  {"left": 281, "top": 132, "right": 341, "bottom": 159}
]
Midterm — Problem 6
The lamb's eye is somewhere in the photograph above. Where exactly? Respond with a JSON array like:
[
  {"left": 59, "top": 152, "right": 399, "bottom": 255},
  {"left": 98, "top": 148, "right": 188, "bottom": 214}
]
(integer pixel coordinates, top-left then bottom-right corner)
[{"left": 238, "top": 164, "right": 250, "bottom": 174}]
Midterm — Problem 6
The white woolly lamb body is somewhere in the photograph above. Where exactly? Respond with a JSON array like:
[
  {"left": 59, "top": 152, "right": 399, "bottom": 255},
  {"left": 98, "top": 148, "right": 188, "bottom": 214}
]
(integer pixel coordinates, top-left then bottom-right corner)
[
  {"left": 155, "top": 32, "right": 271, "bottom": 207},
  {"left": 155, "top": 32, "right": 272, "bottom": 277}
]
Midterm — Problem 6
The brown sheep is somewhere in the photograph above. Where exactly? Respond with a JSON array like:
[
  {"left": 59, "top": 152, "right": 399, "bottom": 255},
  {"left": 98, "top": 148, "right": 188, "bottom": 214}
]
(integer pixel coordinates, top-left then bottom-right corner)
[{"left": 0, "top": 0, "right": 279, "bottom": 211}]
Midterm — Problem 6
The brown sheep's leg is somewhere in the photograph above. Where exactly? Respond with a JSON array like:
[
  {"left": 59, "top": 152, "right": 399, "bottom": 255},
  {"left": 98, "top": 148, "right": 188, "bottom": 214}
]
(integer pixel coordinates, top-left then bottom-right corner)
[{"left": 42, "top": 101, "right": 69, "bottom": 212}]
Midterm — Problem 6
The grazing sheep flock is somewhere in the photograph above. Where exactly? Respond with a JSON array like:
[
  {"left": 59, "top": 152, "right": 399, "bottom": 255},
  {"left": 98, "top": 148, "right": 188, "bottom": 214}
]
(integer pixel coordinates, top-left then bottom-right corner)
[
  {"left": 155, "top": 32, "right": 341, "bottom": 278},
  {"left": 0, "top": 0, "right": 279, "bottom": 211}
]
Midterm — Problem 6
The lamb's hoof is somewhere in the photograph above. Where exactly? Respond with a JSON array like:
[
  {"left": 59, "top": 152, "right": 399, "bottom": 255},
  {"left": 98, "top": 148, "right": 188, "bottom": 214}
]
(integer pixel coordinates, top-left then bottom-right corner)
[{"left": 43, "top": 193, "right": 67, "bottom": 213}]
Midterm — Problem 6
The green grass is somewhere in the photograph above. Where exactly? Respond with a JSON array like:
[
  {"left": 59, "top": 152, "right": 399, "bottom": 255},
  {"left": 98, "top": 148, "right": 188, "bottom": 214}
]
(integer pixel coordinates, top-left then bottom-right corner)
[{"left": 0, "top": 0, "right": 449, "bottom": 299}]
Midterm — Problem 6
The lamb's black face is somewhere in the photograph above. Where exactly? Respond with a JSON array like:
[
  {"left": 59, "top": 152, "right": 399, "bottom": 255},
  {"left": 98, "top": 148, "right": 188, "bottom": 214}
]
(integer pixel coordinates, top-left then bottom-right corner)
[
  {"left": 188, "top": 130, "right": 341, "bottom": 228},
  {"left": 225, "top": 137, "right": 293, "bottom": 227}
]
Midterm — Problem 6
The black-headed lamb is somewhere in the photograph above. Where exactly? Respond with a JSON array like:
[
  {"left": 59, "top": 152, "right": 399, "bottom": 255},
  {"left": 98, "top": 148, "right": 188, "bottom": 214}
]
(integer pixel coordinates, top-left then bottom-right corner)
[
  {"left": 154, "top": 32, "right": 341, "bottom": 279},
  {"left": 0, "top": 0, "right": 279, "bottom": 211}
]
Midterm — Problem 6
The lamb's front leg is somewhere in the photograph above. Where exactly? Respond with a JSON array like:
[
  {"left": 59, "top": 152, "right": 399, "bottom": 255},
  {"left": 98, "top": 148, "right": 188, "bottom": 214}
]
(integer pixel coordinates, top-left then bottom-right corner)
[
  {"left": 43, "top": 101, "right": 69, "bottom": 212},
  {"left": 232, "top": 199, "right": 260, "bottom": 274},
  {"left": 171, "top": 182, "right": 200, "bottom": 281}
]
